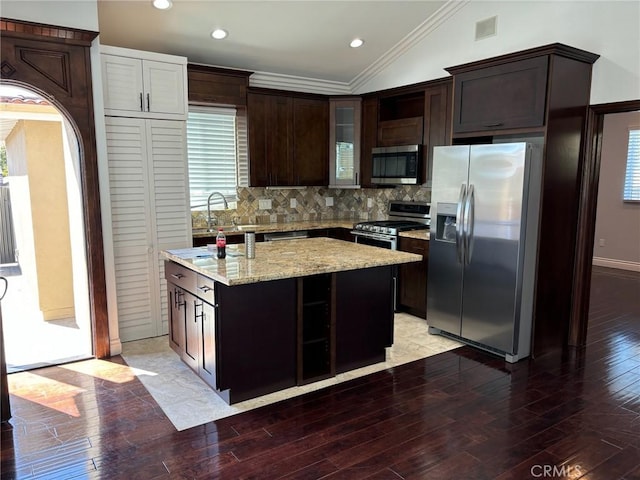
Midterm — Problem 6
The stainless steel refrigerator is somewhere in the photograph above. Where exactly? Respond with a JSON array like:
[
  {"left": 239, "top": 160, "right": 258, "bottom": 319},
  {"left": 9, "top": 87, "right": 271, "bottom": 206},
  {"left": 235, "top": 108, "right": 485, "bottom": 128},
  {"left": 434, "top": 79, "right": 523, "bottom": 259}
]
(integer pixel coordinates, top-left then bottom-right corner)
[{"left": 427, "top": 143, "right": 542, "bottom": 362}]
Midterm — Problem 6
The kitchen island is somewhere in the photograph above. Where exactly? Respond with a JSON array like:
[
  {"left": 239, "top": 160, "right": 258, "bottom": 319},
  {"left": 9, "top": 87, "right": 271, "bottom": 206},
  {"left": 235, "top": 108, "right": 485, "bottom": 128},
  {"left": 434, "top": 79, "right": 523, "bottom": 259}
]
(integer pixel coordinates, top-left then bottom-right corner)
[{"left": 162, "top": 237, "right": 421, "bottom": 404}]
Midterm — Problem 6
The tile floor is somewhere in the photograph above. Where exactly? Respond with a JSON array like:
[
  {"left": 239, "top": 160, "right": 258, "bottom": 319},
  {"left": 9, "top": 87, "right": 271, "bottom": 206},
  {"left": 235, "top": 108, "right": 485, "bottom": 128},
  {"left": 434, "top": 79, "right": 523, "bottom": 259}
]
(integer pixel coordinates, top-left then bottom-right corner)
[{"left": 121, "top": 312, "right": 462, "bottom": 431}]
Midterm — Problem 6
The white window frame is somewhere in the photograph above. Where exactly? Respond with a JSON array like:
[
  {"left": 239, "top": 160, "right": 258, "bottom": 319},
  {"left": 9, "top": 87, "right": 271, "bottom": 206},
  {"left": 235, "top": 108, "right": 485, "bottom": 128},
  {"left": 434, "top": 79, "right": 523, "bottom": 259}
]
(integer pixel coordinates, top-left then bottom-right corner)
[
  {"left": 186, "top": 106, "right": 238, "bottom": 210},
  {"left": 623, "top": 127, "right": 640, "bottom": 202}
]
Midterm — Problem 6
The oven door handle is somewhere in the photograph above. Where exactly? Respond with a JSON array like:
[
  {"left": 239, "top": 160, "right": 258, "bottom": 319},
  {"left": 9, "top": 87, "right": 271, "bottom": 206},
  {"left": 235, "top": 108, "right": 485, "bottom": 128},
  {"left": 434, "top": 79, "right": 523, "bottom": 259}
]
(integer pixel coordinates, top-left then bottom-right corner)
[
  {"left": 351, "top": 231, "right": 395, "bottom": 242},
  {"left": 351, "top": 231, "right": 397, "bottom": 249}
]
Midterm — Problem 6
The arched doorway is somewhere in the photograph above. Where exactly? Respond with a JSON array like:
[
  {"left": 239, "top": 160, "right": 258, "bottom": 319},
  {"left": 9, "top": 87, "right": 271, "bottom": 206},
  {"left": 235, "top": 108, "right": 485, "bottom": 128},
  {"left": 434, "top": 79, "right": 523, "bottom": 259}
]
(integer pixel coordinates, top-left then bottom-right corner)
[
  {"left": 1, "top": 84, "right": 93, "bottom": 371},
  {"left": 0, "top": 19, "right": 109, "bottom": 361}
]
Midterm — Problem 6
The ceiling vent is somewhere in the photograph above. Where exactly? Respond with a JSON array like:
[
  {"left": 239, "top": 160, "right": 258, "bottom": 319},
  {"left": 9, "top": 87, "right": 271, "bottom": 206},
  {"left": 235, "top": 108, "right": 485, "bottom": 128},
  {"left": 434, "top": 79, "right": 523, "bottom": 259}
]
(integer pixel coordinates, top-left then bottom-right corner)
[{"left": 475, "top": 16, "right": 497, "bottom": 41}]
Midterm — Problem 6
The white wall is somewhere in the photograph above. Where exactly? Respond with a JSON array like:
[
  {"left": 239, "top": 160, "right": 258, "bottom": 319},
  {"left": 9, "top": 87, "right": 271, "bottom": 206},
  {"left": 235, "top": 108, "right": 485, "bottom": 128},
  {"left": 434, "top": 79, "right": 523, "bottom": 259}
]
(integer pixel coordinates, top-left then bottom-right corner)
[
  {"left": 0, "top": 1, "right": 99, "bottom": 31},
  {"left": 593, "top": 111, "right": 640, "bottom": 271},
  {"left": 355, "top": 1, "right": 640, "bottom": 105}
]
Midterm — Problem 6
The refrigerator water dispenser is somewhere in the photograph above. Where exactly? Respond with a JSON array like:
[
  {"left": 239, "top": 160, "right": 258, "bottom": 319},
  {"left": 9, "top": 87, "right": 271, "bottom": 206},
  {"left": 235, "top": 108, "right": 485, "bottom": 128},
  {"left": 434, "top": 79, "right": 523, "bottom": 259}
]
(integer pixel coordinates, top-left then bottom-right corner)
[{"left": 434, "top": 202, "right": 458, "bottom": 242}]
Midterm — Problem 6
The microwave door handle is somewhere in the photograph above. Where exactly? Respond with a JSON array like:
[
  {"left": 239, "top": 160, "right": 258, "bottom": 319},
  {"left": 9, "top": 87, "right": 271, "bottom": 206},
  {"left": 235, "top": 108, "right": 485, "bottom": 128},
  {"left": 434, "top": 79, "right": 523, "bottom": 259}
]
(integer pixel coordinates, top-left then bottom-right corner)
[
  {"left": 456, "top": 183, "right": 466, "bottom": 264},
  {"left": 464, "top": 184, "right": 475, "bottom": 264}
]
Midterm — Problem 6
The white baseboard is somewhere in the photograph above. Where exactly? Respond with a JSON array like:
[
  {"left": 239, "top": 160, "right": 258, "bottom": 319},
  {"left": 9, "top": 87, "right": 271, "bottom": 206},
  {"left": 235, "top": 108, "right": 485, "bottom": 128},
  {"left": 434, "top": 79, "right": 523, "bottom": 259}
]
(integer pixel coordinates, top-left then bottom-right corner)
[
  {"left": 110, "top": 338, "right": 123, "bottom": 356},
  {"left": 592, "top": 257, "right": 640, "bottom": 272}
]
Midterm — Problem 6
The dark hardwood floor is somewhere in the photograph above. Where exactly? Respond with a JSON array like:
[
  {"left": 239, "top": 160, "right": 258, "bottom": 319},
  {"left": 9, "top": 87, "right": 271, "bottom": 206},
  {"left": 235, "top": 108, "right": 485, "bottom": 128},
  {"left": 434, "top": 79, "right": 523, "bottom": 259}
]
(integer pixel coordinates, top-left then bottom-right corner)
[{"left": 1, "top": 266, "right": 639, "bottom": 479}]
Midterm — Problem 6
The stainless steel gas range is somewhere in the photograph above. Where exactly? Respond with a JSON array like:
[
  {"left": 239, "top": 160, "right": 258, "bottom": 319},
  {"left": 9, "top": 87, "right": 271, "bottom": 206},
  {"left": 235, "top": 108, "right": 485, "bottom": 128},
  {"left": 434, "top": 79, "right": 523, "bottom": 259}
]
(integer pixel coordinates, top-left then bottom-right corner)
[{"left": 352, "top": 201, "right": 430, "bottom": 250}]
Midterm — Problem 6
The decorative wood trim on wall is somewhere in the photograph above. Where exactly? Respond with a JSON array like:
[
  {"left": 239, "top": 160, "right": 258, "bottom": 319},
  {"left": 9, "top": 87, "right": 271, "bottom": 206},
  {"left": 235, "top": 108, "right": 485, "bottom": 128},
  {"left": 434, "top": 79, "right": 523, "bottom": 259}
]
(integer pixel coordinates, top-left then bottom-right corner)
[
  {"left": 0, "top": 19, "right": 109, "bottom": 358},
  {"left": 569, "top": 99, "right": 640, "bottom": 347},
  {"left": 0, "top": 18, "right": 97, "bottom": 45}
]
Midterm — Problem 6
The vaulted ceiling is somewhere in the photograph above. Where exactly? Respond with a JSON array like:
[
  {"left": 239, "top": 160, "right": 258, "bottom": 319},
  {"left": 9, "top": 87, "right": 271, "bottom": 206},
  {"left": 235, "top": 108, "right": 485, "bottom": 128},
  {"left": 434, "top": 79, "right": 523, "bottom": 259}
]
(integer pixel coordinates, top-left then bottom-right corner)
[{"left": 96, "top": 0, "right": 455, "bottom": 87}]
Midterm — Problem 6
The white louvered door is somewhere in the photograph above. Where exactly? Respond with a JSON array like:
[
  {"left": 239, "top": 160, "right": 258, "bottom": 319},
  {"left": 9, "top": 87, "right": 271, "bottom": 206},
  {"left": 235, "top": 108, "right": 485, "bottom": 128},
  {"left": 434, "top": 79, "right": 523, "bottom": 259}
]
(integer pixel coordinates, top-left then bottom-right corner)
[
  {"left": 106, "top": 117, "right": 190, "bottom": 341},
  {"left": 147, "top": 119, "right": 190, "bottom": 337}
]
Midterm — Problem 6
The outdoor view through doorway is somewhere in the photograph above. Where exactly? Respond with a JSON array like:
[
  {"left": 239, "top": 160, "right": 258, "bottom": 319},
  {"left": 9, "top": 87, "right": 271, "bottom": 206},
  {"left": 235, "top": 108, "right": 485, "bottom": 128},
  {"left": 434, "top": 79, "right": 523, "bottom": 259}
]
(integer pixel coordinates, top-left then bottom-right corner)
[{"left": 0, "top": 84, "right": 93, "bottom": 372}]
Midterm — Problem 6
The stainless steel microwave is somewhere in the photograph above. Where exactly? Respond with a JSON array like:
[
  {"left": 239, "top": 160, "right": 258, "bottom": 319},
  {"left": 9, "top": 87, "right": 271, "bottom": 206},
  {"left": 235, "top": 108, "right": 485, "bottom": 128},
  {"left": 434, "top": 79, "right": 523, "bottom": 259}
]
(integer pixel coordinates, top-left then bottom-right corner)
[{"left": 371, "top": 145, "right": 421, "bottom": 185}]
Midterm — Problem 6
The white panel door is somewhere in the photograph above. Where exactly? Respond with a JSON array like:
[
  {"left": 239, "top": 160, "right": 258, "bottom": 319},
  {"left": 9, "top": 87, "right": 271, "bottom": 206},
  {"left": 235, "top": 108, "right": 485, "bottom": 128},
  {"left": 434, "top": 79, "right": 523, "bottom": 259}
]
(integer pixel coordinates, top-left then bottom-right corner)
[
  {"left": 106, "top": 117, "right": 159, "bottom": 341},
  {"left": 143, "top": 60, "right": 186, "bottom": 117},
  {"left": 146, "top": 119, "right": 191, "bottom": 336},
  {"left": 102, "top": 55, "right": 144, "bottom": 114}
]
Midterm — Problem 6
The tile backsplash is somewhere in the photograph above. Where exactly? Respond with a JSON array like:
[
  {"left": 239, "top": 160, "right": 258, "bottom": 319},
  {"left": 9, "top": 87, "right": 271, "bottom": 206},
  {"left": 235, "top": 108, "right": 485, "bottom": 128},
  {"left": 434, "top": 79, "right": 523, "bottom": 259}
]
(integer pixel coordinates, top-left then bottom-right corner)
[{"left": 192, "top": 185, "right": 431, "bottom": 229}]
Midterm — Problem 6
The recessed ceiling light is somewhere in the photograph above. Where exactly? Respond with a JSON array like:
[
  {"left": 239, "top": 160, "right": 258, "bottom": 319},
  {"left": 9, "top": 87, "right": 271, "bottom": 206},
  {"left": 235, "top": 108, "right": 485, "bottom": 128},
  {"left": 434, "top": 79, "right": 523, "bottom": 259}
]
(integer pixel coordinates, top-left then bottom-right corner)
[
  {"left": 152, "top": 0, "right": 172, "bottom": 10},
  {"left": 350, "top": 38, "right": 364, "bottom": 48},
  {"left": 211, "top": 29, "right": 228, "bottom": 40}
]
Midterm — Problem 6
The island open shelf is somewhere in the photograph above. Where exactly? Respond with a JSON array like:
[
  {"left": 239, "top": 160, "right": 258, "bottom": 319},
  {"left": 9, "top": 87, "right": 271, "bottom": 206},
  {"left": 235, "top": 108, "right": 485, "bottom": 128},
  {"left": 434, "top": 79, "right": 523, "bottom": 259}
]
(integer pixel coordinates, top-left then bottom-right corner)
[{"left": 162, "top": 238, "right": 421, "bottom": 404}]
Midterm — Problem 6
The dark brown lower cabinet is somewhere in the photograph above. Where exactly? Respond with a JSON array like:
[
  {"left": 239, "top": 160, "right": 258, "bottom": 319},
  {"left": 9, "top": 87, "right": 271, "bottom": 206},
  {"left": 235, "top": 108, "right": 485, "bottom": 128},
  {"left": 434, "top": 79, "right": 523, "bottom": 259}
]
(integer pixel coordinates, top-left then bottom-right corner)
[
  {"left": 167, "top": 284, "right": 216, "bottom": 385},
  {"left": 335, "top": 266, "right": 394, "bottom": 373},
  {"left": 397, "top": 237, "right": 429, "bottom": 319},
  {"left": 165, "top": 261, "right": 394, "bottom": 403}
]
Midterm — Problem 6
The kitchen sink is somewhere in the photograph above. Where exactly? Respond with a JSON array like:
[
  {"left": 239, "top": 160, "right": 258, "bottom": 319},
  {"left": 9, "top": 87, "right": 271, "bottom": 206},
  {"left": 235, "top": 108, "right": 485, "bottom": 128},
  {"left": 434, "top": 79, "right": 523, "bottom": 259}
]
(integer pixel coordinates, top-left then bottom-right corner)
[{"left": 235, "top": 224, "right": 260, "bottom": 231}]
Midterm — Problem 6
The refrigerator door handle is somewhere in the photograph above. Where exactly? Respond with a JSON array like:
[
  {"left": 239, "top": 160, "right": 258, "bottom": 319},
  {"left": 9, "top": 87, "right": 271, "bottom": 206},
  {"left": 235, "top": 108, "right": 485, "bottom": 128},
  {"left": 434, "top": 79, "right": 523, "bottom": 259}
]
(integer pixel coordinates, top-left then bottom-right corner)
[
  {"left": 464, "top": 184, "right": 475, "bottom": 264},
  {"left": 456, "top": 183, "right": 466, "bottom": 264}
]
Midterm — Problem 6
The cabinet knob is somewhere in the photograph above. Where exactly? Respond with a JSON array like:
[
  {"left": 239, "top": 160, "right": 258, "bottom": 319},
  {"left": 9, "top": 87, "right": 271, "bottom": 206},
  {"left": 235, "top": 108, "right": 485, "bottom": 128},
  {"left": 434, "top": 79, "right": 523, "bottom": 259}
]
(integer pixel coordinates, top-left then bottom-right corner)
[{"left": 139, "top": 92, "right": 143, "bottom": 112}]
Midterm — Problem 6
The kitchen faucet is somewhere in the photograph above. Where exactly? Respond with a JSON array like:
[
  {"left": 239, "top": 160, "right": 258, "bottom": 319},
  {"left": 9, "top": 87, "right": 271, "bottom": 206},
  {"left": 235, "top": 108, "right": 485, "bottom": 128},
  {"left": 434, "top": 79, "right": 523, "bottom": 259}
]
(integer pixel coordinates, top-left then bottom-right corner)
[{"left": 207, "top": 191, "right": 228, "bottom": 232}]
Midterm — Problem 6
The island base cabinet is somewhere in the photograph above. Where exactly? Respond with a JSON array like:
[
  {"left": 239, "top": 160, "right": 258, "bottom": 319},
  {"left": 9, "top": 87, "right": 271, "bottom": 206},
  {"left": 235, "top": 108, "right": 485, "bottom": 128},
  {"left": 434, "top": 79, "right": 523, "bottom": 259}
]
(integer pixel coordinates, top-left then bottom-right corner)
[
  {"left": 335, "top": 266, "right": 394, "bottom": 373},
  {"left": 165, "top": 259, "right": 399, "bottom": 404},
  {"left": 216, "top": 279, "right": 297, "bottom": 403}
]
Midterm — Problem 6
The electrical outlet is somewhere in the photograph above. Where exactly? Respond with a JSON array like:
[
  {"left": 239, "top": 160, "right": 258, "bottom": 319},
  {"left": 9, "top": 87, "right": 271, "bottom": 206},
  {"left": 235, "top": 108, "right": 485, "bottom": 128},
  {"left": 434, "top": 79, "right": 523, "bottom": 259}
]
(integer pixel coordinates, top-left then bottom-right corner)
[
  {"left": 258, "top": 199, "right": 272, "bottom": 210},
  {"left": 290, "top": 198, "right": 297, "bottom": 208},
  {"left": 599, "top": 238, "right": 606, "bottom": 247},
  {"left": 367, "top": 198, "right": 373, "bottom": 208},
  {"left": 325, "top": 197, "right": 334, "bottom": 207}
]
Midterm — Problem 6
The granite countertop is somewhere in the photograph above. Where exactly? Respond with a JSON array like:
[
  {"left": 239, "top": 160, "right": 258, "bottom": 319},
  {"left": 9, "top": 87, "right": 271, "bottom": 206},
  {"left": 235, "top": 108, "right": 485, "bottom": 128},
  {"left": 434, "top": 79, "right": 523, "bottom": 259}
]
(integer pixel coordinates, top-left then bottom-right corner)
[
  {"left": 163, "top": 237, "right": 422, "bottom": 286},
  {"left": 192, "top": 220, "right": 356, "bottom": 238},
  {"left": 399, "top": 230, "right": 431, "bottom": 241}
]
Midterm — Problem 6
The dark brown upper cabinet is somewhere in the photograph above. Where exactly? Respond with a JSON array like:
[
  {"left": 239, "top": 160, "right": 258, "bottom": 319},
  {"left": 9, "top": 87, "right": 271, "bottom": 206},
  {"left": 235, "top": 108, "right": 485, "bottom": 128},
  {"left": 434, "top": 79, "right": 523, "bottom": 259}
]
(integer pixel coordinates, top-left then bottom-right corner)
[
  {"left": 377, "top": 117, "right": 424, "bottom": 147},
  {"left": 292, "top": 97, "right": 329, "bottom": 186},
  {"left": 360, "top": 96, "right": 379, "bottom": 187},
  {"left": 360, "top": 78, "right": 452, "bottom": 187},
  {"left": 248, "top": 89, "right": 328, "bottom": 187},
  {"left": 423, "top": 80, "right": 452, "bottom": 186},
  {"left": 446, "top": 43, "right": 599, "bottom": 138},
  {"left": 187, "top": 64, "right": 252, "bottom": 106},
  {"left": 449, "top": 56, "right": 548, "bottom": 134}
]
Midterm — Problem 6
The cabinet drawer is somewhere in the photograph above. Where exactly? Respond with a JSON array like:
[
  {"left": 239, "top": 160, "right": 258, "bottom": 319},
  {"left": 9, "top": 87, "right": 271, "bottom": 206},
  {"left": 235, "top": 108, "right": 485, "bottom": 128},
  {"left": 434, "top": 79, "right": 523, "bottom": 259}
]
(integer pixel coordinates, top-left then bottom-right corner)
[
  {"left": 165, "top": 261, "right": 197, "bottom": 293},
  {"left": 398, "top": 237, "right": 429, "bottom": 256},
  {"left": 197, "top": 274, "right": 216, "bottom": 305},
  {"left": 452, "top": 56, "right": 548, "bottom": 134}
]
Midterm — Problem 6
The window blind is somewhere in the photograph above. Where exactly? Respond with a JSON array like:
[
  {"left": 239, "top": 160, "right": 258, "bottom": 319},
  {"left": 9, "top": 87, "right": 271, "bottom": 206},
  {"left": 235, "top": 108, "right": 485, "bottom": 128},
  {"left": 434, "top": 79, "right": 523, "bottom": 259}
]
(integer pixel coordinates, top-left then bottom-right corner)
[
  {"left": 623, "top": 128, "right": 640, "bottom": 202},
  {"left": 186, "top": 106, "right": 237, "bottom": 209}
]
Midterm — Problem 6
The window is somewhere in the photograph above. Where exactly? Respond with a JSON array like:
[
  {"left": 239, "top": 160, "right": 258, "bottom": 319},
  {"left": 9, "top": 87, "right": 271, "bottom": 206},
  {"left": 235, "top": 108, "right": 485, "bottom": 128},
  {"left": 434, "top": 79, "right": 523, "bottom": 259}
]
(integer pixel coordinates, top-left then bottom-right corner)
[
  {"left": 186, "top": 106, "right": 238, "bottom": 209},
  {"left": 623, "top": 128, "right": 640, "bottom": 202}
]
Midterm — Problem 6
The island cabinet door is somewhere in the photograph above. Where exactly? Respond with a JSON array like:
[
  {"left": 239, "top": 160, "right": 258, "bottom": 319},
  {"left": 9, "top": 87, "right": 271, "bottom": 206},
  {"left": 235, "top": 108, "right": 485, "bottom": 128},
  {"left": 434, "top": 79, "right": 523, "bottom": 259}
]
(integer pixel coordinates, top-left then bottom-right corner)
[
  {"left": 167, "top": 284, "right": 186, "bottom": 355},
  {"left": 335, "top": 266, "right": 394, "bottom": 373},
  {"left": 216, "top": 279, "right": 297, "bottom": 403},
  {"left": 198, "top": 300, "right": 218, "bottom": 390},
  {"left": 182, "top": 291, "right": 199, "bottom": 371}
]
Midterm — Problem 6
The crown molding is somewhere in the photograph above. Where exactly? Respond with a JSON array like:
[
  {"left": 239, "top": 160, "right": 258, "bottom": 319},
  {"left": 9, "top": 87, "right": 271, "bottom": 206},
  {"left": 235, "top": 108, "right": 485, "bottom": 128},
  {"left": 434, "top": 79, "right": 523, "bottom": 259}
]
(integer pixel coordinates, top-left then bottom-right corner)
[
  {"left": 249, "top": 71, "right": 351, "bottom": 95},
  {"left": 350, "top": 0, "right": 470, "bottom": 93}
]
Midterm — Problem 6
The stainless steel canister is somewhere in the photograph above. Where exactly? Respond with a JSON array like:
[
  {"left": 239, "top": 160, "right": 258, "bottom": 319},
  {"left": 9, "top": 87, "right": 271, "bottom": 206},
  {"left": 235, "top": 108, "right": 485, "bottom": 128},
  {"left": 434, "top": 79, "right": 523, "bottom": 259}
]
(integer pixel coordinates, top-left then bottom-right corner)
[{"left": 245, "top": 231, "right": 256, "bottom": 259}]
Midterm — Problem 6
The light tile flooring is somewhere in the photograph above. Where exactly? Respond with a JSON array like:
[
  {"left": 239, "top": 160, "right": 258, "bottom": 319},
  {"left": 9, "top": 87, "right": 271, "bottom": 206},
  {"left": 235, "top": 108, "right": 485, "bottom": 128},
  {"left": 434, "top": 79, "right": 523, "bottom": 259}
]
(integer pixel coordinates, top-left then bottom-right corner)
[{"left": 121, "top": 313, "right": 462, "bottom": 431}]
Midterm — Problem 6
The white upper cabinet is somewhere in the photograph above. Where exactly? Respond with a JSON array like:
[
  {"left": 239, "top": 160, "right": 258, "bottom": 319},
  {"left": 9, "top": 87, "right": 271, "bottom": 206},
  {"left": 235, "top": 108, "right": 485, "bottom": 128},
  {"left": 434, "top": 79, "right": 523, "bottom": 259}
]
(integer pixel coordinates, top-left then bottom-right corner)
[{"left": 101, "top": 45, "right": 188, "bottom": 120}]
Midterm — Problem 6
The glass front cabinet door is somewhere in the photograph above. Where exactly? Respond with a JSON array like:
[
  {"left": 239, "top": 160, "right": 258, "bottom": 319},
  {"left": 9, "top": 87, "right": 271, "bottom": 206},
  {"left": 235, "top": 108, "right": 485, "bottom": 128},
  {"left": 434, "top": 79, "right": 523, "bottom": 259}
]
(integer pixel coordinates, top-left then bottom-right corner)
[{"left": 329, "top": 97, "right": 361, "bottom": 187}]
